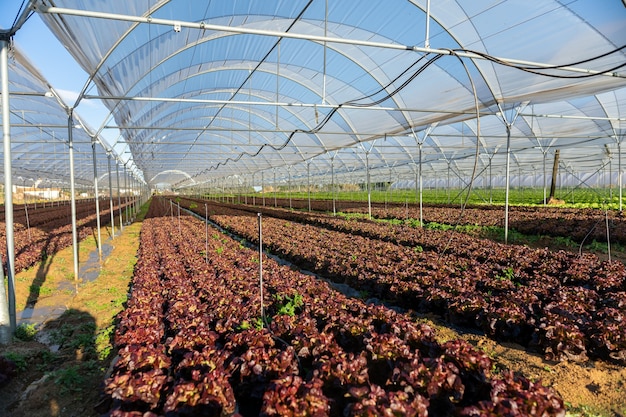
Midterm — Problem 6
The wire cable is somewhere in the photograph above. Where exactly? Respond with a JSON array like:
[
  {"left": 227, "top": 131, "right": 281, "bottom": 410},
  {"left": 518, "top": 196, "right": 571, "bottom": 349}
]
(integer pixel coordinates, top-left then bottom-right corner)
[
  {"left": 197, "top": 53, "right": 444, "bottom": 176},
  {"left": 183, "top": 40, "right": 626, "bottom": 185},
  {"left": 458, "top": 44, "right": 626, "bottom": 78},
  {"left": 435, "top": 49, "right": 482, "bottom": 259}
]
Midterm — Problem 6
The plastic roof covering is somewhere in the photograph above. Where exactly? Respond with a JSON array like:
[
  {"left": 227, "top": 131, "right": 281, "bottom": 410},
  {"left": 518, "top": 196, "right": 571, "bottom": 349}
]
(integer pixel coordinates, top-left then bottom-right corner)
[
  {"left": 0, "top": 46, "right": 130, "bottom": 191},
  {"left": 28, "top": 0, "right": 626, "bottom": 190}
]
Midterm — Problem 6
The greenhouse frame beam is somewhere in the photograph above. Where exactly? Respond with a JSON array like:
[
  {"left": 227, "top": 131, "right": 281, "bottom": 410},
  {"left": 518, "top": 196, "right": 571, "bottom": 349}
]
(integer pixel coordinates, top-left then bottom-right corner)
[
  {"left": 87, "top": 95, "right": 497, "bottom": 117},
  {"left": 1, "top": 36, "right": 16, "bottom": 342},
  {"left": 9, "top": 124, "right": 83, "bottom": 129},
  {"left": 91, "top": 139, "right": 102, "bottom": 260},
  {"left": 37, "top": 5, "right": 626, "bottom": 79},
  {"left": 501, "top": 105, "right": 525, "bottom": 244},
  {"left": 107, "top": 153, "right": 116, "bottom": 238},
  {"left": 10, "top": 91, "right": 54, "bottom": 97},
  {"left": 68, "top": 111, "right": 80, "bottom": 285},
  {"left": 518, "top": 112, "right": 626, "bottom": 123},
  {"left": 116, "top": 163, "right": 123, "bottom": 232}
]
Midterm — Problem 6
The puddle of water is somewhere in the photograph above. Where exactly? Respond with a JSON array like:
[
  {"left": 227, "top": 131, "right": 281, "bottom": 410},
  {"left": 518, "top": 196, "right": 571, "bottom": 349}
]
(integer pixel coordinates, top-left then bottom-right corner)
[
  {"left": 16, "top": 237, "right": 116, "bottom": 326},
  {"left": 18, "top": 305, "right": 68, "bottom": 325},
  {"left": 79, "top": 241, "right": 114, "bottom": 283}
]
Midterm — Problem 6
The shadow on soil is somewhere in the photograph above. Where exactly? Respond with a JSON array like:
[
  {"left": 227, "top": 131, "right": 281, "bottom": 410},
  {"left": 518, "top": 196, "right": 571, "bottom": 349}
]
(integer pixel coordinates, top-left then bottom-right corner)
[{"left": 1, "top": 309, "right": 106, "bottom": 417}]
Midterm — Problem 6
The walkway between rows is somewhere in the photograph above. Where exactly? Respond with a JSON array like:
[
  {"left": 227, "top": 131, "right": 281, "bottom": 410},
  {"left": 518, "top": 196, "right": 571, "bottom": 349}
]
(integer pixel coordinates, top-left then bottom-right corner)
[{"left": 16, "top": 233, "right": 118, "bottom": 326}]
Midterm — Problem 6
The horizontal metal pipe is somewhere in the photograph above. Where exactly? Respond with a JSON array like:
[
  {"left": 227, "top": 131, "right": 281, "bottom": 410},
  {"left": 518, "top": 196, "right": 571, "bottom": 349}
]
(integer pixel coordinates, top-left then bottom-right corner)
[{"left": 39, "top": 5, "right": 625, "bottom": 78}]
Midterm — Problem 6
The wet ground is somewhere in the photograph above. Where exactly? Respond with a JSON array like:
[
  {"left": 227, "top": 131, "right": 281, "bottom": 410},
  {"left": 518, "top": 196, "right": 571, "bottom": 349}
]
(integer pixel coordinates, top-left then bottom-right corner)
[{"left": 16, "top": 237, "right": 115, "bottom": 326}]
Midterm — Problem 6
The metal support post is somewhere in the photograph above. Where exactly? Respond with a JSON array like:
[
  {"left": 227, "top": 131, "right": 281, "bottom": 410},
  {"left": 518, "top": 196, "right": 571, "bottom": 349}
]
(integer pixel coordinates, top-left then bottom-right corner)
[
  {"left": 307, "top": 162, "right": 311, "bottom": 212},
  {"left": 419, "top": 143, "right": 423, "bottom": 227},
  {"left": 331, "top": 155, "right": 336, "bottom": 216},
  {"left": 116, "top": 162, "right": 123, "bottom": 232},
  {"left": 91, "top": 140, "right": 102, "bottom": 260},
  {"left": 504, "top": 124, "right": 512, "bottom": 244},
  {"left": 1, "top": 37, "right": 16, "bottom": 340},
  {"left": 107, "top": 153, "right": 115, "bottom": 237},
  {"left": 68, "top": 111, "right": 80, "bottom": 285}
]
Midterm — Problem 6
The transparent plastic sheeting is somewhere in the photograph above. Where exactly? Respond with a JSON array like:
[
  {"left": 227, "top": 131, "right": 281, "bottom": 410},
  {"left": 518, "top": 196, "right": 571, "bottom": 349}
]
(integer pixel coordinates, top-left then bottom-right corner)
[
  {"left": 22, "top": 0, "right": 626, "bottom": 188},
  {"left": 0, "top": 47, "right": 132, "bottom": 189}
]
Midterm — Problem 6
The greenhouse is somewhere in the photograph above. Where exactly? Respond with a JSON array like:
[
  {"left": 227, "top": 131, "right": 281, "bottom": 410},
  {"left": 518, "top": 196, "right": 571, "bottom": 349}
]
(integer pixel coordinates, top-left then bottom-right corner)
[{"left": 1, "top": 1, "right": 626, "bottom": 416}]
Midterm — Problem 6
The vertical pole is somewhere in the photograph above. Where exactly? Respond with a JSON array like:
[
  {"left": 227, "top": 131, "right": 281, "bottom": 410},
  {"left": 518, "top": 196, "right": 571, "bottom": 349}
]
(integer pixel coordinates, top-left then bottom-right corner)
[
  {"left": 549, "top": 149, "right": 560, "bottom": 200},
  {"left": 23, "top": 181, "right": 31, "bottom": 241},
  {"left": 273, "top": 168, "right": 277, "bottom": 207},
  {"left": 331, "top": 156, "right": 336, "bottom": 216},
  {"left": 307, "top": 161, "right": 311, "bottom": 212},
  {"left": 1, "top": 37, "right": 16, "bottom": 339},
  {"left": 205, "top": 203, "right": 208, "bottom": 264},
  {"left": 419, "top": 143, "right": 423, "bottom": 227},
  {"left": 0, "top": 252, "right": 10, "bottom": 343},
  {"left": 288, "top": 166, "right": 292, "bottom": 210},
  {"left": 425, "top": 0, "right": 431, "bottom": 48},
  {"left": 135, "top": 177, "right": 139, "bottom": 218},
  {"left": 609, "top": 156, "right": 613, "bottom": 200},
  {"left": 504, "top": 124, "right": 512, "bottom": 244},
  {"left": 124, "top": 166, "right": 129, "bottom": 225},
  {"left": 116, "top": 162, "right": 123, "bottom": 232},
  {"left": 366, "top": 152, "right": 371, "bottom": 219},
  {"left": 107, "top": 154, "right": 115, "bottom": 238},
  {"left": 489, "top": 155, "right": 493, "bottom": 204},
  {"left": 91, "top": 141, "right": 102, "bottom": 260},
  {"left": 258, "top": 213, "right": 264, "bottom": 324},
  {"left": 543, "top": 150, "right": 547, "bottom": 206},
  {"left": 447, "top": 162, "right": 451, "bottom": 204},
  {"left": 322, "top": 0, "right": 328, "bottom": 104},
  {"left": 619, "top": 139, "right": 623, "bottom": 212},
  {"left": 68, "top": 111, "right": 80, "bottom": 285},
  {"left": 262, "top": 171, "right": 266, "bottom": 206}
]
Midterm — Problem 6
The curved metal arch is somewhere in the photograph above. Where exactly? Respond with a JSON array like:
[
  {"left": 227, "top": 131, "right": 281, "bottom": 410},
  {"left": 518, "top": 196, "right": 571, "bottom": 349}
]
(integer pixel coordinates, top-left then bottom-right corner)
[
  {"left": 149, "top": 169, "right": 195, "bottom": 184},
  {"left": 124, "top": 90, "right": 361, "bottom": 181},
  {"left": 405, "top": 0, "right": 509, "bottom": 112},
  {"left": 126, "top": 87, "right": 336, "bottom": 152},
  {"left": 131, "top": 19, "right": 401, "bottom": 98},
  {"left": 114, "top": 68, "right": 347, "bottom": 157},
  {"left": 128, "top": 108, "right": 300, "bottom": 171},
  {"left": 112, "top": 59, "right": 380, "bottom": 144},
  {"left": 125, "top": 86, "right": 323, "bottom": 145},
  {"left": 71, "top": 3, "right": 500, "bottom": 179},
  {"left": 66, "top": 0, "right": 172, "bottom": 123},
  {"left": 102, "top": 17, "right": 435, "bottom": 140}
]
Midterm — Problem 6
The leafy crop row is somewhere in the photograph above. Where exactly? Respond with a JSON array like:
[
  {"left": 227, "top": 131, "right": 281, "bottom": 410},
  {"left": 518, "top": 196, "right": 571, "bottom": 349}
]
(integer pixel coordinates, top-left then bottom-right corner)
[
  {"left": 103, "top": 197, "right": 564, "bottom": 416},
  {"left": 259, "top": 197, "right": 626, "bottom": 245},
  {"left": 0, "top": 199, "right": 131, "bottom": 274},
  {"left": 180, "top": 198, "right": 626, "bottom": 364}
]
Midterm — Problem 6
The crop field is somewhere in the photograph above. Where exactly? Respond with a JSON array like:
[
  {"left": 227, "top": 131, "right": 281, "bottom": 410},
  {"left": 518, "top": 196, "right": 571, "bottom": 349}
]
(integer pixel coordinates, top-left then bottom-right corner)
[
  {"left": 214, "top": 186, "right": 624, "bottom": 209},
  {"left": 177, "top": 197, "right": 626, "bottom": 365},
  {"left": 92, "top": 198, "right": 626, "bottom": 416},
  {"left": 2, "top": 195, "right": 626, "bottom": 416}
]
